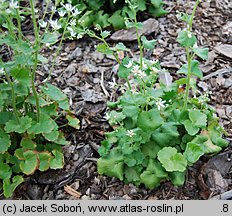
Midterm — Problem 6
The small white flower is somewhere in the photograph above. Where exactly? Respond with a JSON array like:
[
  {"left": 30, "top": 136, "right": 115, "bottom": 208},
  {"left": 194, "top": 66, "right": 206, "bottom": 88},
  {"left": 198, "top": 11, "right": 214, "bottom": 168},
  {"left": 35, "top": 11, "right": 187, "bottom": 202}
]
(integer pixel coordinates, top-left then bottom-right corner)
[
  {"left": 58, "top": 10, "right": 66, "bottom": 17},
  {"left": 0, "top": 68, "right": 4, "bottom": 75},
  {"left": 132, "top": 65, "right": 140, "bottom": 74},
  {"left": 49, "top": 19, "right": 61, "bottom": 31},
  {"left": 72, "top": 8, "right": 81, "bottom": 16},
  {"left": 63, "top": 3, "right": 74, "bottom": 12},
  {"left": 142, "top": 61, "right": 148, "bottom": 70},
  {"left": 193, "top": 42, "right": 198, "bottom": 48},
  {"left": 9, "top": 0, "right": 19, "bottom": 9},
  {"left": 126, "top": 130, "right": 135, "bottom": 138},
  {"left": 69, "top": 19, "right": 76, "bottom": 26},
  {"left": 39, "top": 20, "right": 47, "bottom": 28},
  {"left": 51, "top": 6, "right": 56, "bottom": 12},
  {"left": 105, "top": 113, "right": 110, "bottom": 120},
  {"left": 124, "top": 60, "right": 133, "bottom": 68},
  {"left": 155, "top": 98, "right": 166, "bottom": 110},
  {"left": 187, "top": 32, "right": 192, "bottom": 38},
  {"left": 67, "top": 27, "right": 76, "bottom": 38}
]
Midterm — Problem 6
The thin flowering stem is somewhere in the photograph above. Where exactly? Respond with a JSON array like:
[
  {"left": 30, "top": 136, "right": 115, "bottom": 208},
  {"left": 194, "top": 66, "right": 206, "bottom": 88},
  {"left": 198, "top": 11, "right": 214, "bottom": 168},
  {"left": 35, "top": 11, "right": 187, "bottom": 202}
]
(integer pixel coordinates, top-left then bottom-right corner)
[
  {"left": 47, "top": 16, "right": 72, "bottom": 81},
  {"left": 183, "top": 0, "right": 200, "bottom": 110},
  {"left": 29, "top": 0, "right": 40, "bottom": 121}
]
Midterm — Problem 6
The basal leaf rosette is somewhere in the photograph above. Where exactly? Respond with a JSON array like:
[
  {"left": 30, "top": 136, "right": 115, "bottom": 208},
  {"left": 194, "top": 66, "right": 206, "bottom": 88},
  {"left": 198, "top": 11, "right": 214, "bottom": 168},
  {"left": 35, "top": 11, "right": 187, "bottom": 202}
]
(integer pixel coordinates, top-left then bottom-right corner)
[
  {"left": 97, "top": 149, "right": 124, "bottom": 181},
  {"left": 3, "top": 176, "right": 24, "bottom": 198},
  {"left": 158, "top": 147, "right": 187, "bottom": 172}
]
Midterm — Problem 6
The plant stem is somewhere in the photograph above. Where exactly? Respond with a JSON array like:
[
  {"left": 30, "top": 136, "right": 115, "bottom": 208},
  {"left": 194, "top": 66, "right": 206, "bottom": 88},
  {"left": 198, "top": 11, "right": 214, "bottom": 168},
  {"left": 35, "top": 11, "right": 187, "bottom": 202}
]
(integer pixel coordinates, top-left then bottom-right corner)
[
  {"left": 15, "top": 9, "right": 23, "bottom": 40},
  {"left": 183, "top": 0, "right": 200, "bottom": 109},
  {"left": 29, "top": 0, "right": 40, "bottom": 121},
  {"left": 184, "top": 48, "right": 191, "bottom": 109},
  {"left": 5, "top": 72, "right": 19, "bottom": 123}
]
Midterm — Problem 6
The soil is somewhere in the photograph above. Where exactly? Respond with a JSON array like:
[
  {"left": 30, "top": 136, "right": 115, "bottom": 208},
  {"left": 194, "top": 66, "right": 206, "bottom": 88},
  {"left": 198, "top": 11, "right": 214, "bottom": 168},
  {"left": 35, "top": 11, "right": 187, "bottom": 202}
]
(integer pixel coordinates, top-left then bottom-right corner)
[{"left": 1, "top": 0, "right": 232, "bottom": 200}]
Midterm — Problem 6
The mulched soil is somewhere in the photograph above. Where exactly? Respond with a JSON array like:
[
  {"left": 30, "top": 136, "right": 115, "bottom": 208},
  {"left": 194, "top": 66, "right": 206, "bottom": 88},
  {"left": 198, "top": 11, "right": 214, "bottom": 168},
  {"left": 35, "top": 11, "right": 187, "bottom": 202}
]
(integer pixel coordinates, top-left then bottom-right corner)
[{"left": 2, "top": 0, "right": 232, "bottom": 200}]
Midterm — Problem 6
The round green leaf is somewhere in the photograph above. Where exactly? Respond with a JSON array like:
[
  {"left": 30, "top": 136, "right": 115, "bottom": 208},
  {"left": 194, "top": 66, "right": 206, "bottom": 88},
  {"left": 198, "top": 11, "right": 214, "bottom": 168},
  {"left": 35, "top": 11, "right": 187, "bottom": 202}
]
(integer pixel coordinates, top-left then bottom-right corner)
[
  {"left": 184, "top": 142, "right": 204, "bottom": 164},
  {"left": 169, "top": 171, "right": 186, "bottom": 186},
  {"left": 3, "top": 175, "right": 24, "bottom": 198},
  {"left": 189, "top": 109, "right": 207, "bottom": 128},
  {"left": 43, "top": 129, "right": 59, "bottom": 142},
  {"left": 19, "top": 150, "right": 39, "bottom": 175},
  {"left": 177, "top": 30, "right": 197, "bottom": 47},
  {"left": 66, "top": 114, "right": 80, "bottom": 129},
  {"left": 137, "top": 109, "right": 163, "bottom": 131},
  {"left": 41, "top": 84, "right": 66, "bottom": 101},
  {"left": 0, "top": 163, "right": 12, "bottom": 180},
  {"left": 38, "top": 152, "right": 52, "bottom": 172},
  {"left": 4, "top": 116, "right": 32, "bottom": 134},
  {"left": 0, "top": 131, "right": 11, "bottom": 153},
  {"left": 158, "top": 147, "right": 187, "bottom": 172},
  {"left": 20, "top": 138, "right": 36, "bottom": 150},
  {"left": 50, "top": 150, "right": 64, "bottom": 169}
]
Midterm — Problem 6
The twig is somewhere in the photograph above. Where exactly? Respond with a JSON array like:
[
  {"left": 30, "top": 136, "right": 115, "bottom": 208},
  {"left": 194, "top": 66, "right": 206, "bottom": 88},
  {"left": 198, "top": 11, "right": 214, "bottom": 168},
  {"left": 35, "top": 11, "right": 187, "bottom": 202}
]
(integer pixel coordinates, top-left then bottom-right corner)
[
  {"left": 100, "top": 69, "right": 110, "bottom": 97},
  {"left": 202, "top": 68, "right": 232, "bottom": 81},
  {"left": 209, "top": 189, "right": 232, "bottom": 200}
]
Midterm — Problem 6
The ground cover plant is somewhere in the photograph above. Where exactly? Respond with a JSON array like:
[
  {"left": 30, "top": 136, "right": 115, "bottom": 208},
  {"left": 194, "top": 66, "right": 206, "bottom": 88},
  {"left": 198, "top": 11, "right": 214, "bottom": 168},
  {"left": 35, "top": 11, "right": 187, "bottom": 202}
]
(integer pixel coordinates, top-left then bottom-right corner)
[
  {"left": 96, "top": 0, "right": 229, "bottom": 189},
  {"left": 58, "top": 0, "right": 167, "bottom": 30},
  {"left": 0, "top": 0, "right": 79, "bottom": 198}
]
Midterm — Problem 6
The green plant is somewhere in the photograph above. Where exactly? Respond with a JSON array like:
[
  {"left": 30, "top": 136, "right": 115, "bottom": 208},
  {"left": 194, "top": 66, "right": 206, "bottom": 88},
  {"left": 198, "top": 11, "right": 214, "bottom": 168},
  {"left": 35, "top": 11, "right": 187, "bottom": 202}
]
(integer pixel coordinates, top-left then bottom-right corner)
[
  {"left": 58, "top": 0, "right": 167, "bottom": 31},
  {"left": 96, "top": 0, "right": 229, "bottom": 189},
  {"left": 0, "top": 0, "right": 80, "bottom": 198}
]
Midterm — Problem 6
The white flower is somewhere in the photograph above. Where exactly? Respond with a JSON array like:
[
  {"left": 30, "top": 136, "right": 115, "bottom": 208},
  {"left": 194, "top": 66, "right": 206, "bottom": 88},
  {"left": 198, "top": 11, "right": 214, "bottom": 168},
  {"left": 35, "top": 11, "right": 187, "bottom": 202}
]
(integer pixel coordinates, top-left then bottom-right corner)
[
  {"left": 0, "top": 68, "right": 4, "bottom": 75},
  {"left": 63, "top": 3, "right": 74, "bottom": 12},
  {"left": 124, "top": 60, "right": 133, "bottom": 68},
  {"left": 155, "top": 98, "right": 166, "bottom": 110},
  {"left": 142, "top": 61, "right": 148, "bottom": 70},
  {"left": 39, "top": 20, "right": 47, "bottom": 28},
  {"left": 58, "top": 10, "right": 66, "bottom": 17},
  {"left": 105, "top": 113, "right": 110, "bottom": 120},
  {"left": 9, "top": 0, "right": 19, "bottom": 9},
  {"left": 51, "top": 6, "right": 56, "bottom": 12},
  {"left": 187, "top": 32, "right": 192, "bottom": 38},
  {"left": 132, "top": 65, "right": 140, "bottom": 74},
  {"left": 49, "top": 19, "right": 61, "bottom": 31},
  {"left": 67, "top": 27, "right": 76, "bottom": 38},
  {"left": 69, "top": 19, "right": 76, "bottom": 26},
  {"left": 72, "top": 8, "right": 81, "bottom": 16},
  {"left": 126, "top": 130, "right": 135, "bottom": 138}
]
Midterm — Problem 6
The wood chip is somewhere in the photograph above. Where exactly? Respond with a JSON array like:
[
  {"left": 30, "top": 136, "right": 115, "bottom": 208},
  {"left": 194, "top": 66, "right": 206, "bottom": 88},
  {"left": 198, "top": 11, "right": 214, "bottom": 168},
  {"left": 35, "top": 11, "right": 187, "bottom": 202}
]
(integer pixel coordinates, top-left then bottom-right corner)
[{"left": 64, "top": 185, "right": 82, "bottom": 198}]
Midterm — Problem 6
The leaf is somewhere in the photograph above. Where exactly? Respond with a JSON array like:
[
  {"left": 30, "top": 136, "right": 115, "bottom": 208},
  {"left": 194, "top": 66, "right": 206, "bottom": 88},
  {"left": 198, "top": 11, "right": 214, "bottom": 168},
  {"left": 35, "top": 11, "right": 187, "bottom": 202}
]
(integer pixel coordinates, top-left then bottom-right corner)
[
  {"left": 4, "top": 116, "right": 32, "bottom": 134},
  {"left": 124, "top": 166, "right": 141, "bottom": 185},
  {"left": 79, "top": 11, "right": 95, "bottom": 27},
  {"left": 97, "top": 150, "right": 124, "bottom": 180},
  {"left": 38, "top": 152, "right": 51, "bottom": 172},
  {"left": 98, "top": 140, "right": 111, "bottom": 157},
  {"left": 58, "top": 98, "right": 70, "bottom": 110},
  {"left": 183, "top": 119, "right": 199, "bottom": 136},
  {"left": 118, "top": 64, "right": 131, "bottom": 79},
  {"left": 66, "top": 114, "right": 80, "bottom": 129},
  {"left": 158, "top": 147, "right": 187, "bottom": 172},
  {"left": 95, "top": 11, "right": 110, "bottom": 28},
  {"left": 149, "top": 6, "right": 168, "bottom": 18},
  {"left": 0, "top": 163, "right": 12, "bottom": 179},
  {"left": 3, "top": 175, "right": 24, "bottom": 198},
  {"left": 41, "top": 84, "right": 67, "bottom": 102},
  {"left": 96, "top": 43, "right": 113, "bottom": 55},
  {"left": 142, "top": 141, "right": 162, "bottom": 159},
  {"left": 50, "top": 150, "right": 64, "bottom": 169},
  {"left": 0, "top": 112, "right": 14, "bottom": 125},
  {"left": 189, "top": 109, "right": 207, "bottom": 128},
  {"left": 20, "top": 138, "right": 36, "bottom": 150},
  {"left": 137, "top": 109, "right": 163, "bottom": 131},
  {"left": 177, "top": 60, "right": 203, "bottom": 78},
  {"left": 19, "top": 150, "right": 39, "bottom": 175},
  {"left": 114, "top": 42, "right": 130, "bottom": 52},
  {"left": 151, "top": 0, "right": 163, "bottom": 8},
  {"left": 53, "top": 132, "right": 70, "bottom": 146},
  {"left": 151, "top": 122, "right": 180, "bottom": 147},
  {"left": 108, "top": 110, "right": 126, "bottom": 125},
  {"left": 10, "top": 67, "right": 30, "bottom": 86},
  {"left": 177, "top": 30, "right": 197, "bottom": 48},
  {"left": 140, "top": 171, "right": 161, "bottom": 189},
  {"left": 28, "top": 114, "right": 57, "bottom": 134},
  {"left": 141, "top": 36, "right": 156, "bottom": 50},
  {"left": 41, "top": 32, "right": 59, "bottom": 45},
  {"left": 108, "top": 10, "right": 125, "bottom": 30},
  {"left": 0, "top": 131, "right": 11, "bottom": 153},
  {"left": 184, "top": 142, "right": 204, "bottom": 164},
  {"left": 193, "top": 47, "right": 209, "bottom": 60},
  {"left": 169, "top": 171, "right": 186, "bottom": 186},
  {"left": 41, "top": 103, "right": 58, "bottom": 117},
  {"left": 43, "top": 129, "right": 59, "bottom": 142},
  {"left": 122, "top": 105, "right": 139, "bottom": 119},
  {"left": 100, "top": 30, "right": 111, "bottom": 39}
]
